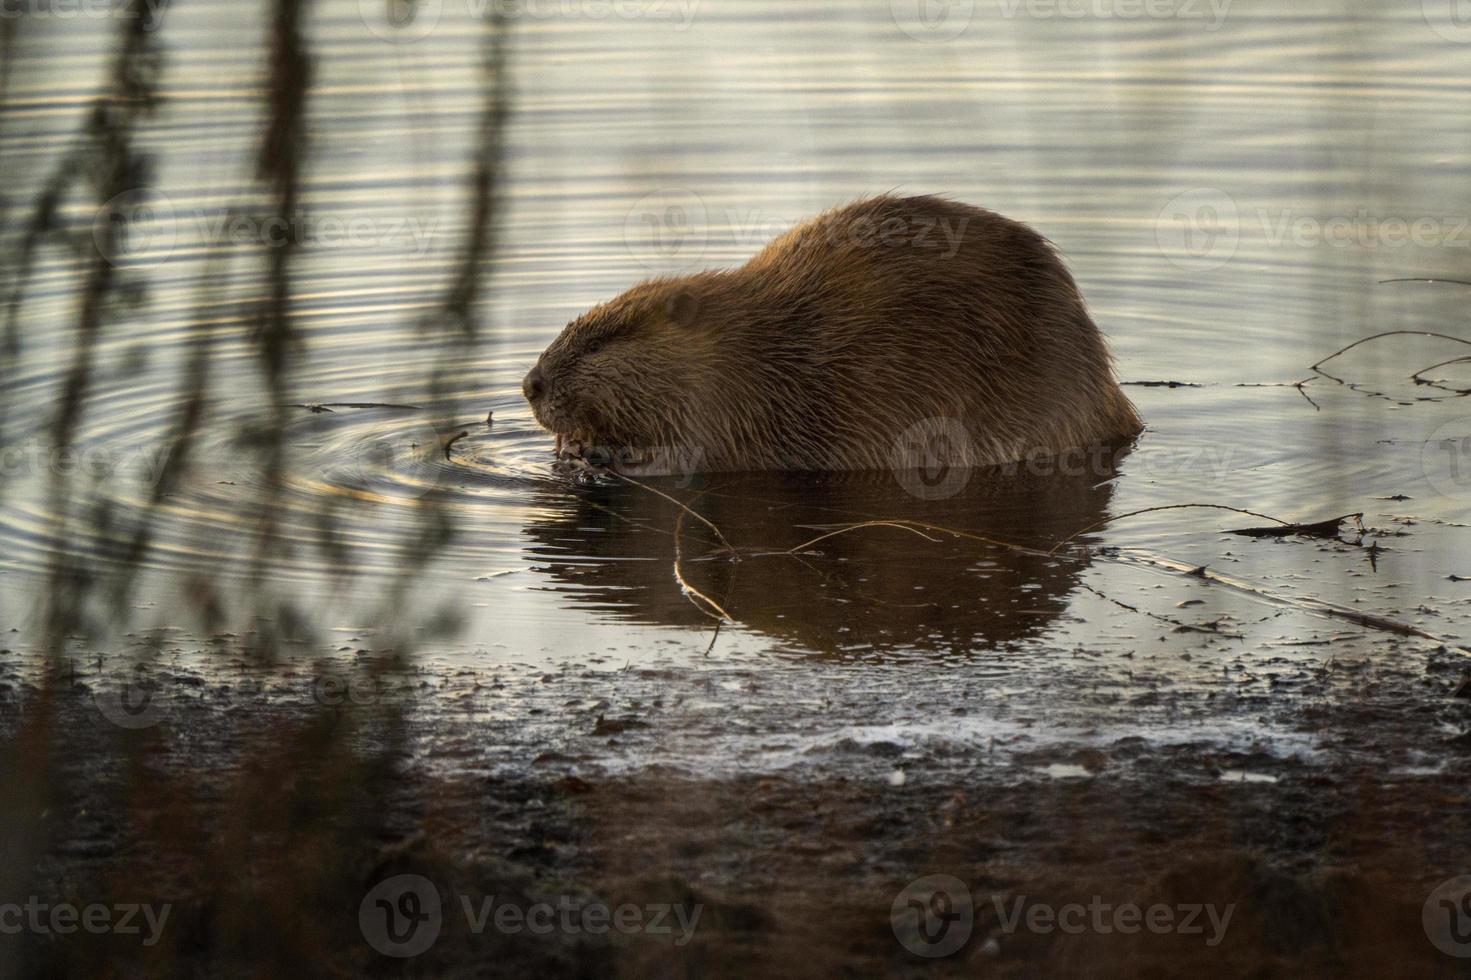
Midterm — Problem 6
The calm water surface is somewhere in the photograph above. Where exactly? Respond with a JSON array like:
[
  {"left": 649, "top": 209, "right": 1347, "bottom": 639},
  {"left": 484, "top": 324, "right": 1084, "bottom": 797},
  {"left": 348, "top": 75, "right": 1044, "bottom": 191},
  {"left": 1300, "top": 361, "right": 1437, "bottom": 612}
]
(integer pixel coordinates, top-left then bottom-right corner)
[{"left": 2, "top": 1, "right": 1470, "bottom": 772}]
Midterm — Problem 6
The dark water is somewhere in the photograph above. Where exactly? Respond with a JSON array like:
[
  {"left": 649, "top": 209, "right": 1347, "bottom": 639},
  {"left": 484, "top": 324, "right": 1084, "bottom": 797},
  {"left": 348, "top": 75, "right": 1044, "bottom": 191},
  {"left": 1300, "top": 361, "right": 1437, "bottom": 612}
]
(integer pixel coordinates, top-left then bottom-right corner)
[{"left": 2, "top": 0, "right": 1470, "bottom": 776}]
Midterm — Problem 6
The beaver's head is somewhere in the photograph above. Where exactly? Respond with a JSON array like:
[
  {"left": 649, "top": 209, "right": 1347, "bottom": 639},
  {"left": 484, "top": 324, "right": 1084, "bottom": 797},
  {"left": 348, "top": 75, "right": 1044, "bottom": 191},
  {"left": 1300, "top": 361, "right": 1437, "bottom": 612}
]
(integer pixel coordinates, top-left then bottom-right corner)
[{"left": 523, "top": 277, "right": 713, "bottom": 465}]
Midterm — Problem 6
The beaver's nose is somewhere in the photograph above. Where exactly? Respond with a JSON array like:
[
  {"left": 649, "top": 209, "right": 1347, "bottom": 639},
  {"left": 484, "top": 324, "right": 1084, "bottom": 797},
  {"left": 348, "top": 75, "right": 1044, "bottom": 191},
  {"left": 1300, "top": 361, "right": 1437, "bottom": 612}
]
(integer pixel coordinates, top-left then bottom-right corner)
[{"left": 523, "top": 365, "right": 546, "bottom": 402}]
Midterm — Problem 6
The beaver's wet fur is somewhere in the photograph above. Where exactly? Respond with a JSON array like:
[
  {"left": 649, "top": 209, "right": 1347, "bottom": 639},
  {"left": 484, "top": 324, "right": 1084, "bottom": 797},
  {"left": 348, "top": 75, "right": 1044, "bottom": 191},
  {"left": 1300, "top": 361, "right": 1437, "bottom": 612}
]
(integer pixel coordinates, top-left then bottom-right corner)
[{"left": 523, "top": 195, "right": 1141, "bottom": 474}]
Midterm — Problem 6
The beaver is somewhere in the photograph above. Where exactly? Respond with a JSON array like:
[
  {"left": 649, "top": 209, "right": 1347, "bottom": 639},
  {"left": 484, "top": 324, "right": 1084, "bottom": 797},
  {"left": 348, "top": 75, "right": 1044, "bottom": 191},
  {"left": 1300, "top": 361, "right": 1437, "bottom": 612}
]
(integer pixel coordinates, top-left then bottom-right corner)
[{"left": 523, "top": 195, "right": 1141, "bottom": 474}]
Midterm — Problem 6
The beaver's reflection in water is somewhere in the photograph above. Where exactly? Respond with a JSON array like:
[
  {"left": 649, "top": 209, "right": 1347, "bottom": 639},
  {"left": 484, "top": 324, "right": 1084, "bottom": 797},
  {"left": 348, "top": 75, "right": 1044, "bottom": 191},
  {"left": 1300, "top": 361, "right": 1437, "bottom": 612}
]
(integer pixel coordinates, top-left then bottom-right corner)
[{"left": 522, "top": 446, "right": 1129, "bottom": 657}]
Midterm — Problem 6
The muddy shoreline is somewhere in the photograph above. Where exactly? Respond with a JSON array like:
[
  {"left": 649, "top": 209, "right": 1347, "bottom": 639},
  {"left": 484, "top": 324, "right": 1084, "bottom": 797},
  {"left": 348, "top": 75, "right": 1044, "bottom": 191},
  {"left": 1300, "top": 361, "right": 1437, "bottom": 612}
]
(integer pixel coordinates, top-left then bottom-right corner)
[{"left": 3, "top": 638, "right": 1469, "bottom": 977}]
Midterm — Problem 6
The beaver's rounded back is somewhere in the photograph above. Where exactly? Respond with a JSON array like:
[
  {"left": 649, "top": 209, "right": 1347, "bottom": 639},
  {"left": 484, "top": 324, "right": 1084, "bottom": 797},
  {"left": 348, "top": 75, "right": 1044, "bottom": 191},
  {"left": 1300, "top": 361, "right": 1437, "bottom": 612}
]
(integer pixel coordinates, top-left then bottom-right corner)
[{"left": 524, "top": 195, "right": 1141, "bottom": 474}]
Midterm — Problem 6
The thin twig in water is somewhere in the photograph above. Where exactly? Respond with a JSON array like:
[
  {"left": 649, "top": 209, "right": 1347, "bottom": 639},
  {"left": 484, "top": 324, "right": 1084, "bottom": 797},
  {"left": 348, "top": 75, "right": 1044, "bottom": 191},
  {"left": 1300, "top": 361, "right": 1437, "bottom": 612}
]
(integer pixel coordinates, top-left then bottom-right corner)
[
  {"left": 731, "top": 514, "right": 1467, "bottom": 651},
  {"left": 1109, "top": 549, "right": 1467, "bottom": 651},
  {"left": 1310, "top": 330, "right": 1471, "bottom": 372},
  {"left": 1049, "top": 504, "right": 1297, "bottom": 556},
  {"left": 672, "top": 502, "right": 734, "bottom": 623},
  {"left": 785, "top": 521, "right": 942, "bottom": 554},
  {"left": 1228, "top": 513, "right": 1362, "bottom": 538},
  {"left": 443, "top": 430, "right": 469, "bottom": 461},
  {"left": 1294, "top": 380, "right": 1321, "bottom": 410},
  {"left": 610, "top": 472, "right": 737, "bottom": 558},
  {"left": 1079, "top": 583, "right": 1245, "bottom": 638},
  {"left": 1412, "top": 355, "right": 1471, "bottom": 393},
  {"left": 1378, "top": 278, "right": 1471, "bottom": 287},
  {"left": 286, "top": 402, "right": 422, "bottom": 412},
  {"left": 1121, "top": 380, "right": 1204, "bottom": 388},
  {"left": 1233, "top": 381, "right": 1320, "bottom": 409}
]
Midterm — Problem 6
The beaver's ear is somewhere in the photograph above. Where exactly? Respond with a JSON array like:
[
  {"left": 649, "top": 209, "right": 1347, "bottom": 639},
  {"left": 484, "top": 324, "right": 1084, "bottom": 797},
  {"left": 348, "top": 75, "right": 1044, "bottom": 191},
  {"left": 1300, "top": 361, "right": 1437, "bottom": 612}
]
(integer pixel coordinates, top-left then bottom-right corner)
[{"left": 664, "top": 290, "right": 701, "bottom": 328}]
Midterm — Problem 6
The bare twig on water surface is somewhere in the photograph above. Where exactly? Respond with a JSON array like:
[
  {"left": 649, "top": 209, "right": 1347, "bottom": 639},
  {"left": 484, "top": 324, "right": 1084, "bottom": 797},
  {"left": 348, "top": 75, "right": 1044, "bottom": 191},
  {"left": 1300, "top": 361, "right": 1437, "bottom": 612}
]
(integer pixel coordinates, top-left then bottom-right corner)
[
  {"left": 672, "top": 500, "right": 735, "bottom": 624},
  {"left": 784, "top": 521, "right": 942, "bottom": 554},
  {"left": 443, "top": 430, "right": 469, "bottom": 461},
  {"left": 1244, "top": 329, "right": 1471, "bottom": 407},
  {"left": 1411, "top": 356, "right": 1471, "bottom": 394},
  {"left": 610, "top": 472, "right": 738, "bottom": 558},
  {"left": 1120, "top": 380, "right": 1204, "bottom": 388},
  {"left": 635, "top": 505, "right": 1466, "bottom": 652},
  {"left": 286, "top": 402, "right": 423, "bottom": 413},
  {"left": 1048, "top": 504, "right": 1300, "bottom": 556},
  {"left": 1107, "top": 549, "right": 1468, "bottom": 652},
  {"left": 1378, "top": 278, "right": 1471, "bottom": 288},
  {"left": 1309, "top": 330, "right": 1471, "bottom": 373},
  {"left": 1228, "top": 513, "right": 1364, "bottom": 539},
  {"left": 1078, "top": 583, "right": 1245, "bottom": 639}
]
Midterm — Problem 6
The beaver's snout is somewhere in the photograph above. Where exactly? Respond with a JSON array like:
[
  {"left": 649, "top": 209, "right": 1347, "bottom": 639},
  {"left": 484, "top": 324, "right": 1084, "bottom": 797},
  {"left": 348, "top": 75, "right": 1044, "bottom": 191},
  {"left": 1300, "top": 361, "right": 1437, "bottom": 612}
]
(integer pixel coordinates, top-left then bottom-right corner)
[{"left": 522, "top": 364, "right": 547, "bottom": 403}]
